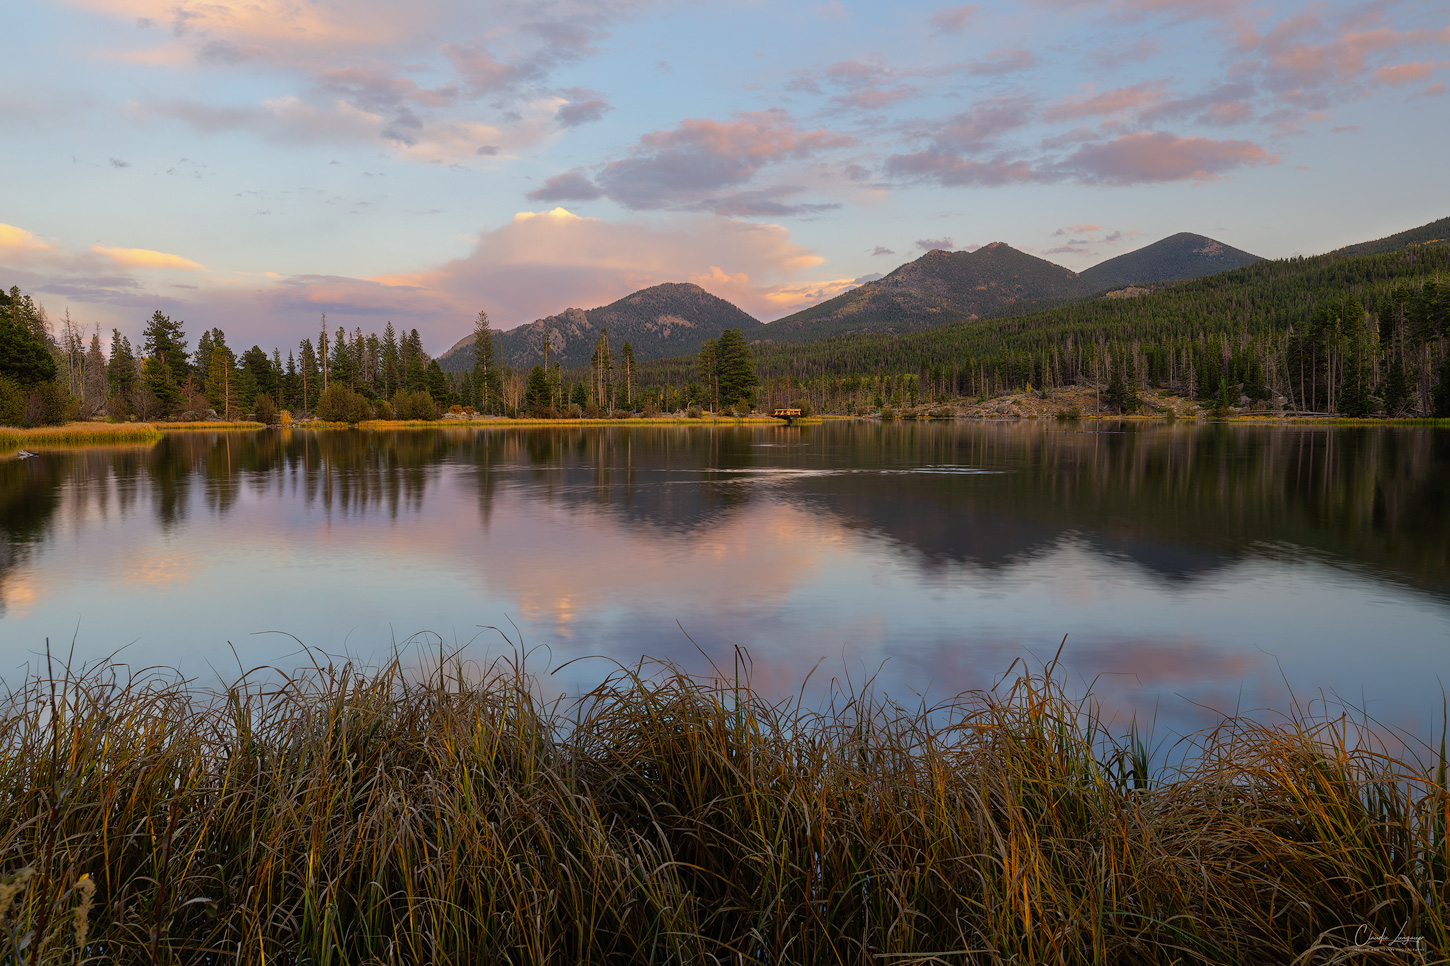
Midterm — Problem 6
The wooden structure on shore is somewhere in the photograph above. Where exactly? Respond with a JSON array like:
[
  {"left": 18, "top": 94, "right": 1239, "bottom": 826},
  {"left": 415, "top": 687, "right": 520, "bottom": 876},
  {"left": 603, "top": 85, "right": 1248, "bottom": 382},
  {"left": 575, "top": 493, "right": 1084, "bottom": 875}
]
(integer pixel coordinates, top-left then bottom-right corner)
[{"left": 772, "top": 408, "right": 803, "bottom": 425}]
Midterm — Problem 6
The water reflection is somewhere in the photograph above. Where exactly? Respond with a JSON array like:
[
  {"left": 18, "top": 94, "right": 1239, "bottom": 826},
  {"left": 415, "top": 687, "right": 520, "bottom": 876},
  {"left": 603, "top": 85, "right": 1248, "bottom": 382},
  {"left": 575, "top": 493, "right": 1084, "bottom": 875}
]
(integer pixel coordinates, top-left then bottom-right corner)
[{"left": 1, "top": 423, "right": 1446, "bottom": 740}]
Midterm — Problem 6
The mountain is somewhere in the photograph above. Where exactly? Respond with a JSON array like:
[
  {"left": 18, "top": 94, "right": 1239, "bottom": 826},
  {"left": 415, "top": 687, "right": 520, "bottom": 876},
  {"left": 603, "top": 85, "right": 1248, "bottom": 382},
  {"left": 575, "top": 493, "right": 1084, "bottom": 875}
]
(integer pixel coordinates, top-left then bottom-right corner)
[
  {"left": 1078, "top": 233, "right": 1261, "bottom": 290},
  {"left": 437, "top": 283, "right": 763, "bottom": 372},
  {"left": 1332, "top": 215, "right": 1450, "bottom": 256},
  {"left": 763, "top": 243, "right": 1093, "bottom": 342}
]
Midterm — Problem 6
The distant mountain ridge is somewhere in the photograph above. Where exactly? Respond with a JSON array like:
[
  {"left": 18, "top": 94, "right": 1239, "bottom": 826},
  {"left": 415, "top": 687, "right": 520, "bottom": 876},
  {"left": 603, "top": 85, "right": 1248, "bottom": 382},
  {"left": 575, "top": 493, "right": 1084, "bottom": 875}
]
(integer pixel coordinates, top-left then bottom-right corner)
[
  {"left": 437, "top": 283, "right": 763, "bottom": 371},
  {"left": 760, "top": 233, "right": 1264, "bottom": 342},
  {"left": 1078, "top": 233, "right": 1261, "bottom": 290},
  {"left": 762, "top": 243, "right": 1093, "bottom": 342}
]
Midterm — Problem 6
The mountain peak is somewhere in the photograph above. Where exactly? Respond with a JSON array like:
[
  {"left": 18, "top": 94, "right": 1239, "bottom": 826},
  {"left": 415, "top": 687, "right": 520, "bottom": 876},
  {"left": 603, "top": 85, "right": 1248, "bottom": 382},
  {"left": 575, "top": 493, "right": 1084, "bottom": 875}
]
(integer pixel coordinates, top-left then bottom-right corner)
[
  {"left": 1079, "top": 233, "right": 1260, "bottom": 290},
  {"left": 436, "top": 282, "right": 761, "bottom": 372}
]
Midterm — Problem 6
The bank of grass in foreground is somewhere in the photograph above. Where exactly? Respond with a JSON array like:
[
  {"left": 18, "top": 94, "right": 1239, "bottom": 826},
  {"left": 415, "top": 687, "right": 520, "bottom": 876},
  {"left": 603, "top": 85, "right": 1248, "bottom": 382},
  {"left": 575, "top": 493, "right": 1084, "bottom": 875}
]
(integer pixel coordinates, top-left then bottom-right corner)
[
  {"left": 0, "top": 420, "right": 264, "bottom": 451},
  {"left": 2, "top": 652, "right": 1445, "bottom": 965}
]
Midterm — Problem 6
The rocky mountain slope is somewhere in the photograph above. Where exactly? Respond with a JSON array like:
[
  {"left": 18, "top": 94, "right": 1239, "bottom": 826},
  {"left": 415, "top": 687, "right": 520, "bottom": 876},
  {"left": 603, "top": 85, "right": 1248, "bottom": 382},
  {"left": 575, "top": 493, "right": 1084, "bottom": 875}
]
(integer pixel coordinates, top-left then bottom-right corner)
[{"left": 438, "top": 283, "right": 763, "bottom": 371}]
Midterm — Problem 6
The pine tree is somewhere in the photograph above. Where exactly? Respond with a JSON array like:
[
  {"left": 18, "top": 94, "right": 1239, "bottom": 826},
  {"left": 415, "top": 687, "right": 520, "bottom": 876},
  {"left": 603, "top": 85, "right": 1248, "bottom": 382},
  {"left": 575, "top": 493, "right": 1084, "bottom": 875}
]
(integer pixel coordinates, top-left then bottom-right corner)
[
  {"left": 620, "top": 341, "right": 636, "bottom": 410},
  {"left": 142, "top": 310, "right": 189, "bottom": 391},
  {"left": 471, "top": 310, "right": 500, "bottom": 413},
  {"left": 715, "top": 328, "right": 757, "bottom": 409},
  {"left": 524, "top": 365, "right": 551, "bottom": 416},
  {"left": 382, "top": 322, "right": 400, "bottom": 399}
]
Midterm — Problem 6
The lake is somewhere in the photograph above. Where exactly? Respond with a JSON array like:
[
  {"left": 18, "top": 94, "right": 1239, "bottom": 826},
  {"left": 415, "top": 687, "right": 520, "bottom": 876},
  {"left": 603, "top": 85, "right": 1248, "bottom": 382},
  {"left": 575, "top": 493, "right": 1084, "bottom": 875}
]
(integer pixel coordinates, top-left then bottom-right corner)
[{"left": 2, "top": 420, "right": 1447, "bottom": 744}]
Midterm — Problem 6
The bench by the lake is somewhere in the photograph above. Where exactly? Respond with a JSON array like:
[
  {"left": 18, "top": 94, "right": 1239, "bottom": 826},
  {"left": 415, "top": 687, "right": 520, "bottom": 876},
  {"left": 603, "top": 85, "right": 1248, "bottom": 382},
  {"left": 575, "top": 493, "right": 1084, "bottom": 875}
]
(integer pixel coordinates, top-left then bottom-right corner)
[{"left": 772, "top": 408, "right": 802, "bottom": 425}]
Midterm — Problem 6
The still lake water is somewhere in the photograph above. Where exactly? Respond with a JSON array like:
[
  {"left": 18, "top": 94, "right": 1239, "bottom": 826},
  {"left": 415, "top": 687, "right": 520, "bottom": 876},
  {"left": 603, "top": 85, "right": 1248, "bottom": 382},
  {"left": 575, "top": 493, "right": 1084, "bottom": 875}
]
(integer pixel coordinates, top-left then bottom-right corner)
[{"left": 2, "top": 421, "right": 1447, "bottom": 741}]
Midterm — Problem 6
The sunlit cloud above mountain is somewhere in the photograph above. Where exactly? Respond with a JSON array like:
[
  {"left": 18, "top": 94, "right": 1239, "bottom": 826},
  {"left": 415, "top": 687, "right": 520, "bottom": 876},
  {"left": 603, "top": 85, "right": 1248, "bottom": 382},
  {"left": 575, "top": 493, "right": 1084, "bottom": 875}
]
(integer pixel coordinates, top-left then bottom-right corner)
[{"left": 2, "top": 0, "right": 1445, "bottom": 351}]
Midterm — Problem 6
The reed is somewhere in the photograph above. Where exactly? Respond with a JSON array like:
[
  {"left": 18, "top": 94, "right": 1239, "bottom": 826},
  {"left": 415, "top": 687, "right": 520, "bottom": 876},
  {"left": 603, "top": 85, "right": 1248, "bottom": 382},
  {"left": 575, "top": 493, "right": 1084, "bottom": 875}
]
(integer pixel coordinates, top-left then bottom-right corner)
[
  {"left": 0, "top": 424, "right": 164, "bottom": 448},
  {"left": 0, "top": 651, "right": 1444, "bottom": 964}
]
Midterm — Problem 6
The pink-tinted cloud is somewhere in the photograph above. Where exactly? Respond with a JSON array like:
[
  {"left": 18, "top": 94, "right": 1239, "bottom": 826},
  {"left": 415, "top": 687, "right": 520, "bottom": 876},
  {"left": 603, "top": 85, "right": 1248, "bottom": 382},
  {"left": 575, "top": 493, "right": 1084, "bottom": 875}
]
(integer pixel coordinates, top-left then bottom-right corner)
[
  {"left": 964, "top": 49, "right": 1038, "bottom": 76},
  {"left": 527, "top": 170, "right": 604, "bottom": 203},
  {"left": 1372, "top": 61, "right": 1436, "bottom": 86},
  {"left": 555, "top": 88, "right": 612, "bottom": 126},
  {"left": 370, "top": 207, "right": 831, "bottom": 326},
  {"left": 920, "top": 95, "right": 1037, "bottom": 152},
  {"left": 915, "top": 237, "right": 953, "bottom": 251},
  {"left": 1061, "top": 130, "right": 1276, "bottom": 184},
  {"left": 66, "top": 0, "right": 631, "bottom": 163},
  {"left": 886, "top": 151, "right": 1038, "bottom": 187},
  {"left": 594, "top": 110, "right": 853, "bottom": 210},
  {"left": 929, "top": 5, "right": 977, "bottom": 34},
  {"left": 6, "top": 207, "right": 838, "bottom": 347},
  {"left": 1257, "top": 19, "right": 1450, "bottom": 94},
  {"left": 1044, "top": 81, "right": 1166, "bottom": 122},
  {"left": 1138, "top": 82, "right": 1256, "bottom": 126}
]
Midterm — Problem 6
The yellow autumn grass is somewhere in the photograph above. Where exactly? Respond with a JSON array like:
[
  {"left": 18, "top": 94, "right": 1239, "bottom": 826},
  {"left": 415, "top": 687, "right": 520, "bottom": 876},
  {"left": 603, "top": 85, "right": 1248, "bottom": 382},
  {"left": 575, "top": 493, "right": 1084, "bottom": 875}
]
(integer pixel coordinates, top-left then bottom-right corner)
[{"left": 0, "top": 647, "right": 1444, "bottom": 963}]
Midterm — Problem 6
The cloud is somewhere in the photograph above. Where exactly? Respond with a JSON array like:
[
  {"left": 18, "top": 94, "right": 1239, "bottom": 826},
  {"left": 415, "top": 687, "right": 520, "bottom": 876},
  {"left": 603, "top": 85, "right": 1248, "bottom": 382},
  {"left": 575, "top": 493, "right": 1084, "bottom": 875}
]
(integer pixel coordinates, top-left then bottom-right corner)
[
  {"left": 527, "top": 170, "right": 604, "bottom": 202},
  {"left": 681, "top": 188, "right": 842, "bottom": 218},
  {"left": 0, "top": 224, "right": 53, "bottom": 254},
  {"left": 592, "top": 110, "right": 853, "bottom": 210},
  {"left": 1255, "top": 19, "right": 1450, "bottom": 96},
  {"left": 919, "top": 95, "right": 1036, "bottom": 152},
  {"left": 142, "top": 94, "right": 544, "bottom": 163},
  {"left": 1059, "top": 130, "right": 1276, "bottom": 184},
  {"left": 64, "top": 0, "right": 636, "bottom": 164},
  {"left": 1052, "top": 223, "right": 1103, "bottom": 236},
  {"left": 369, "top": 206, "right": 831, "bottom": 325},
  {"left": 929, "top": 5, "right": 977, "bottom": 33},
  {"left": 870, "top": 246, "right": 895, "bottom": 256},
  {"left": 1043, "top": 81, "right": 1166, "bottom": 121},
  {"left": 108, "top": 157, "right": 131, "bottom": 168},
  {"left": 1372, "top": 62, "right": 1436, "bottom": 86},
  {"left": 555, "top": 89, "right": 612, "bottom": 126},
  {"left": 1137, "top": 82, "right": 1255, "bottom": 126},
  {"left": 964, "top": 49, "right": 1038, "bottom": 76},
  {"left": 886, "top": 151, "right": 1038, "bottom": 187},
  {"left": 91, "top": 245, "right": 206, "bottom": 271},
  {"left": 916, "top": 237, "right": 953, "bottom": 251}
]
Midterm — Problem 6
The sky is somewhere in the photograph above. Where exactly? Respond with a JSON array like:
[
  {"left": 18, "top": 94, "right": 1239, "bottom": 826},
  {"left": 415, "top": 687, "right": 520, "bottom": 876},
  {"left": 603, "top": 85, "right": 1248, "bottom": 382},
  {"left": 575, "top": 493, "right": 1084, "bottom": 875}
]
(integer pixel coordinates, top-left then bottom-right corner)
[{"left": 2, "top": 0, "right": 1447, "bottom": 354}]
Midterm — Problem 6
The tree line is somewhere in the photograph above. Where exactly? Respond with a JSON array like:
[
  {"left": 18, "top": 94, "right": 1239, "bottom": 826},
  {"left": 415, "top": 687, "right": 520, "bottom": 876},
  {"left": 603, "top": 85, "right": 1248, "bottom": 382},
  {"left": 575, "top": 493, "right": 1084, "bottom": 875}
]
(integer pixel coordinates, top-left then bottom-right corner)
[
  {"left": 7, "top": 244, "right": 1447, "bottom": 427},
  {"left": 626, "top": 247, "right": 1450, "bottom": 417}
]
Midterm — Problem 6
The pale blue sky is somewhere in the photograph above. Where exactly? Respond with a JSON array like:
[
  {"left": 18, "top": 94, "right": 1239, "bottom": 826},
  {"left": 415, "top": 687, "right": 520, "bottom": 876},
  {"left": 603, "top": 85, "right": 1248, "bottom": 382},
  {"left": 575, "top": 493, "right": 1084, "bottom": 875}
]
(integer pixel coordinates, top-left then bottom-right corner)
[{"left": 2, "top": 0, "right": 1446, "bottom": 352}]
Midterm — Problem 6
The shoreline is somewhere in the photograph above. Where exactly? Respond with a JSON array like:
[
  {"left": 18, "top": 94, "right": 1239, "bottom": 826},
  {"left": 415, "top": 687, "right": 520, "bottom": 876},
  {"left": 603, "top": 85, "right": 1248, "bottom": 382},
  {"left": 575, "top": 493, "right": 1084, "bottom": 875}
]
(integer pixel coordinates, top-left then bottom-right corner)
[{"left": 3, "top": 406, "right": 1447, "bottom": 451}]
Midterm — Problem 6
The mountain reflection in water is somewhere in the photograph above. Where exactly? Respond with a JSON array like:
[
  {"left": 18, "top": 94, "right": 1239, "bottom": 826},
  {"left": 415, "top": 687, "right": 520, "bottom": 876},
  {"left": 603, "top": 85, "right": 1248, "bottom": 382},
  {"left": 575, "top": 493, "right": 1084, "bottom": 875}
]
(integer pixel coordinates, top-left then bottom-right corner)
[{"left": 1, "top": 422, "right": 1446, "bottom": 741}]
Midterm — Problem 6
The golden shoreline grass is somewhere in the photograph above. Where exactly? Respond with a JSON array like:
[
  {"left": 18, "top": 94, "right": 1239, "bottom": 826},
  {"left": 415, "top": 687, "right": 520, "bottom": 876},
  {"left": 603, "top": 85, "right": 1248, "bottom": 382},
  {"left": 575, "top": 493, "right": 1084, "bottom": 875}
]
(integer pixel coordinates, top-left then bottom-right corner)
[{"left": 0, "top": 652, "right": 1444, "bottom": 964}]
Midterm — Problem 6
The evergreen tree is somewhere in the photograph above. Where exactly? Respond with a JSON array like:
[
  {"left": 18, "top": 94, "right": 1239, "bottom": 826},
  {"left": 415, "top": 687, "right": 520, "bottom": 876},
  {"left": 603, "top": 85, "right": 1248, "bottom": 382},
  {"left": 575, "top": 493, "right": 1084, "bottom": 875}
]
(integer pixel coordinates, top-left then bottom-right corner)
[
  {"left": 83, "top": 331, "right": 107, "bottom": 416},
  {"left": 142, "top": 310, "right": 189, "bottom": 392},
  {"left": 426, "top": 360, "right": 453, "bottom": 407},
  {"left": 403, "top": 329, "right": 427, "bottom": 391},
  {"left": 715, "top": 328, "right": 757, "bottom": 408},
  {"left": 381, "top": 322, "right": 400, "bottom": 399},
  {"left": 298, "top": 338, "right": 319, "bottom": 412},
  {"left": 524, "top": 365, "right": 551, "bottom": 416},
  {"left": 0, "top": 287, "right": 58, "bottom": 386},
  {"left": 620, "top": 341, "right": 636, "bottom": 410},
  {"left": 697, "top": 338, "right": 718, "bottom": 411},
  {"left": 471, "top": 310, "right": 498, "bottom": 412},
  {"left": 107, "top": 329, "right": 138, "bottom": 402}
]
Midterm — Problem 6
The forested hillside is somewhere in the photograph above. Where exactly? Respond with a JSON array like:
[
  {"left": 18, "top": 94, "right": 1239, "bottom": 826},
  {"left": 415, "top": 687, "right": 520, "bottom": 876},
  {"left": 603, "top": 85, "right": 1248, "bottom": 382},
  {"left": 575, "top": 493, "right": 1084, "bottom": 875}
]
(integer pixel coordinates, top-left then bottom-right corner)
[
  {"left": 1333, "top": 216, "right": 1450, "bottom": 256},
  {"left": 436, "top": 283, "right": 762, "bottom": 371},
  {"left": 637, "top": 247, "right": 1450, "bottom": 416},
  {"left": 1078, "top": 233, "right": 1261, "bottom": 290}
]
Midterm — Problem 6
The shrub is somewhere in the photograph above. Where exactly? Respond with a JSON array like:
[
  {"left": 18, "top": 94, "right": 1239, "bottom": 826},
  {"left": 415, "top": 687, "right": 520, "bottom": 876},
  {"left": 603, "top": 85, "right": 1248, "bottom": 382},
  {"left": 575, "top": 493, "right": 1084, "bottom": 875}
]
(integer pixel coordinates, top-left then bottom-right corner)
[
  {"left": 0, "top": 374, "right": 24, "bottom": 427},
  {"left": 316, "top": 384, "right": 372, "bottom": 423},
  {"left": 391, "top": 389, "right": 438, "bottom": 421},
  {"left": 252, "top": 393, "right": 278, "bottom": 424}
]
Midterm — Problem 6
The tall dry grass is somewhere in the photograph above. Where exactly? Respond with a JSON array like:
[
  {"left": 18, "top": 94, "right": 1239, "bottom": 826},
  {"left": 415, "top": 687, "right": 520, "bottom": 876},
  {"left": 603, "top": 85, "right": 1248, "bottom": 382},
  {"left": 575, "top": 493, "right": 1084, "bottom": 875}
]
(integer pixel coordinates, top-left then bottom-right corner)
[
  {"left": 0, "top": 648, "right": 1444, "bottom": 964},
  {"left": 0, "top": 424, "right": 163, "bottom": 449}
]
